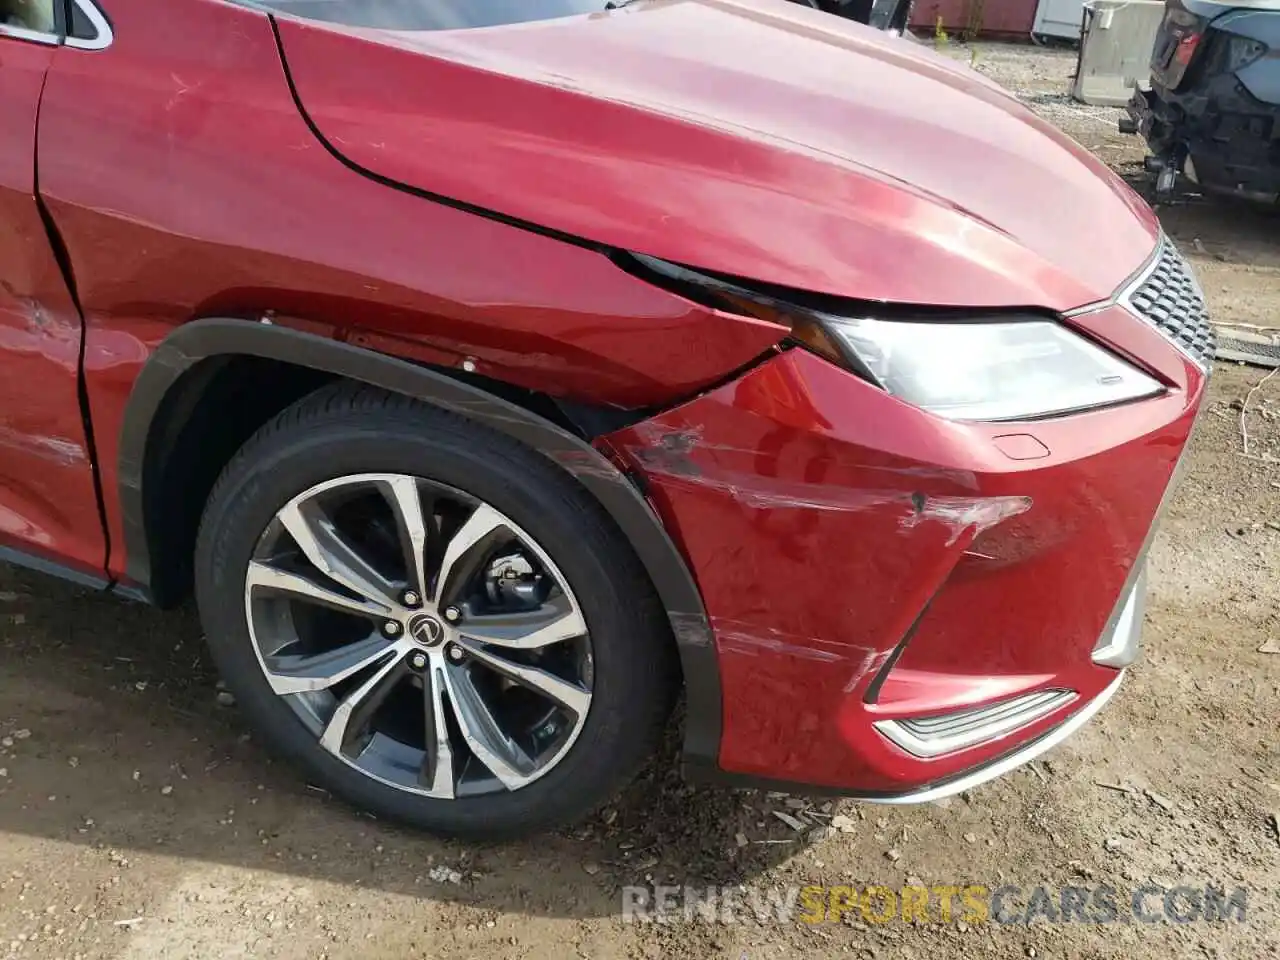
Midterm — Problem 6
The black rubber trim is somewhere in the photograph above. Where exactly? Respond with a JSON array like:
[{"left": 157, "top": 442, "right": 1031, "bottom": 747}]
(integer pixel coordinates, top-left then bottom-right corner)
[
  {"left": 116, "top": 317, "right": 723, "bottom": 768},
  {"left": 0, "top": 545, "right": 109, "bottom": 592}
]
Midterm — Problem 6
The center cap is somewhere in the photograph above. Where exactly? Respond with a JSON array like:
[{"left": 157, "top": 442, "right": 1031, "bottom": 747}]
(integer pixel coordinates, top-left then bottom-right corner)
[{"left": 407, "top": 614, "right": 445, "bottom": 647}]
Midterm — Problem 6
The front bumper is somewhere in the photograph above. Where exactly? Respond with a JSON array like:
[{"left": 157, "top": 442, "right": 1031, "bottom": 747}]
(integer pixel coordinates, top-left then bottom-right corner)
[
  {"left": 1122, "top": 88, "right": 1190, "bottom": 194},
  {"left": 602, "top": 250, "right": 1207, "bottom": 799},
  {"left": 1124, "top": 84, "right": 1280, "bottom": 202}
]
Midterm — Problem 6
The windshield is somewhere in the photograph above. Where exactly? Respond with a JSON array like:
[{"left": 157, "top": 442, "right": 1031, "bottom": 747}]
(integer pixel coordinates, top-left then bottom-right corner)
[{"left": 262, "top": 0, "right": 614, "bottom": 30}]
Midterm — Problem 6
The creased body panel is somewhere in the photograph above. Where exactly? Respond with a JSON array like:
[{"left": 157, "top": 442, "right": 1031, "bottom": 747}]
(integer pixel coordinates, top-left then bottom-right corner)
[
  {"left": 605, "top": 349, "right": 1203, "bottom": 791},
  {"left": 275, "top": 0, "right": 1158, "bottom": 309}
]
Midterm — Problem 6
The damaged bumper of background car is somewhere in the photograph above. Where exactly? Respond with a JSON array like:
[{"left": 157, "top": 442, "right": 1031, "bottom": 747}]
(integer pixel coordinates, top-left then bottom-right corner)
[
  {"left": 599, "top": 244, "right": 1210, "bottom": 802},
  {"left": 1121, "top": 0, "right": 1280, "bottom": 202},
  {"left": 1124, "top": 84, "right": 1280, "bottom": 201}
]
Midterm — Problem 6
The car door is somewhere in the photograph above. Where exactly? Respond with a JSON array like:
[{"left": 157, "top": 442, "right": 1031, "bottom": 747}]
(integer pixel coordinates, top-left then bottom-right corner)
[{"left": 0, "top": 2, "right": 106, "bottom": 581}]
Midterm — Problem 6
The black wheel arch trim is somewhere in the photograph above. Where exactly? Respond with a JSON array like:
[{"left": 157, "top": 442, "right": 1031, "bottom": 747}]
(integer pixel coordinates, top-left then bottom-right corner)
[{"left": 117, "top": 317, "right": 723, "bottom": 768}]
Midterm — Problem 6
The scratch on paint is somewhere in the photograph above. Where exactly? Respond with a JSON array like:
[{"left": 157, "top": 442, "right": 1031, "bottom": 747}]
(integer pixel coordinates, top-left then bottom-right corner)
[
  {"left": 625, "top": 425, "right": 705, "bottom": 476},
  {"left": 665, "top": 472, "right": 905, "bottom": 513},
  {"left": 901, "top": 494, "right": 1032, "bottom": 546},
  {"left": 622, "top": 423, "right": 981, "bottom": 506},
  {"left": 715, "top": 619, "right": 888, "bottom": 692},
  {"left": 628, "top": 455, "right": 1030, "bottom": 536},
  {"left": 165, "top": 73, "right": 203, "bottom": 113},
  {"left": 0, "top": 427, "right": 86, "bottom": 466},
  {"left": 846, "top": 647, "right": 895, "bottom": 692},
  {"left": 714, "top": 619, "right": 864, "bottom": 663}
]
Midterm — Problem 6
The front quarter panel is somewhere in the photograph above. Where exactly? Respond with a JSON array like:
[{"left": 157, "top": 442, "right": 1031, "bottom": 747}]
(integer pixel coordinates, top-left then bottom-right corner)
[{"left": 35, "top": 0, "right": 788, "bottom": 582}]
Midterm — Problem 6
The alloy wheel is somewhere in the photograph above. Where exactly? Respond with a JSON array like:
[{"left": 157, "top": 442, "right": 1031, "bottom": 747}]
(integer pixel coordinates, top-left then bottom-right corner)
[{"left": 242, "top": 473, "right": 593, "bottom": 799}]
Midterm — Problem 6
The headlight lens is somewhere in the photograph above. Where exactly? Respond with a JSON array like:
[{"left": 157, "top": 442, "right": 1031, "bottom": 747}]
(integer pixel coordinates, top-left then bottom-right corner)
[
  {"left": 821, "top": 315, "right": 1163, "bottom": 421},
  {"left": 620, "top": 252, "right": 1165, "bottom": 422}
]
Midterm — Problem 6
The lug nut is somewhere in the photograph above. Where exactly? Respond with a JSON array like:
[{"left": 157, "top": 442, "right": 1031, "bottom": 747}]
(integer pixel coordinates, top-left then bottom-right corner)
[
  {"left": 447, "top": 644, "right": 466, "bottom": 663},
  {"left": 409, "top": 651, "right": 428, "bottom": 670},
  {"left": 443, "top": 606, "right": 462, "bottom": 623},
  {"left": 402, "top": 590, "right": 421, "bottom": 607},
  {"left": 383, "top": 621, "right": 401, "bottom": 636}
]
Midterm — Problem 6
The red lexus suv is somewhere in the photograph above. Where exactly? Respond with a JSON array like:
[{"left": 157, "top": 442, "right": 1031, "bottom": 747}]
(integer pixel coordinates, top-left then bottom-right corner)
[{"left": 1, "top": 0, "right": 1210, "bottom": 838}]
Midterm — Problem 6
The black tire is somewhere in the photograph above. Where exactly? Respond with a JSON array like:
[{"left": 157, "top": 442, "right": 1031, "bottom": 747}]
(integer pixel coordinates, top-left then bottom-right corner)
[{"left": 194, "top": 382, "right": 678, "bottom": 839}]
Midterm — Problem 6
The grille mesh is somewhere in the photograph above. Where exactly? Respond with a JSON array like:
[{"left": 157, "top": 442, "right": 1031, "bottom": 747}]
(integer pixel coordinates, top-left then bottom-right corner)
[{"left": 1123, "top": 240, "right": 1215, "bottom": 368}]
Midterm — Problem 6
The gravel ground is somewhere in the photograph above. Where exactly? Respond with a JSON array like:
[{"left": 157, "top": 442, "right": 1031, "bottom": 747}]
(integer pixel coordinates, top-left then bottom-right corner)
[{"left": 0, "top": 40, "right": 1277, "bottom": 960}]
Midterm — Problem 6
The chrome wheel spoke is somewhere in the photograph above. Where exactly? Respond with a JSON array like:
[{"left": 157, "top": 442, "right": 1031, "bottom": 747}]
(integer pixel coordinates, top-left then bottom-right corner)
[
  {"left": 319, "top": 648, "right": 406, "bottom": 757},
  {"left": 377, "top": 475, "right": 430, "bottom": 601},
  {"left": 459, "top": 593, "right": 586, "bottom": 650},
  {"left": 278, "top": 500, "right": 398, "bottom": 611},
  {"left": 421, "top": 663, "right": 455, "bottom": 798},
  {"left": 458, "top": 641, "right": 592, "bottom": 717},
  {"left": 434, "top": 504, "right": 507, "bottom": 604},
  {"left": 246, "top": 561, "right": 391, "bottom": 620},
  {"left": 443, "top": 663, "right": 535, "bottom": 790},
  {"left": 264, "top": 636, "right": 400, "bottom": 696},
  {"left": 246, "top": 473, "right": 593, "bottom": 800}
]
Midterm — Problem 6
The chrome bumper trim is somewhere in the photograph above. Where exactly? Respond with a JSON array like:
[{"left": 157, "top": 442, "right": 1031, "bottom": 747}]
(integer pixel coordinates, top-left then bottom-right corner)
[
  {"left": 858, "top": 671, "right": 1125, "bottom": 805},
  {"left": 1093, "top": 563, "right": 1146, "bottom": 667},
  {"left": 875, "top": 688, "right": 1078, "bottom": 759}
]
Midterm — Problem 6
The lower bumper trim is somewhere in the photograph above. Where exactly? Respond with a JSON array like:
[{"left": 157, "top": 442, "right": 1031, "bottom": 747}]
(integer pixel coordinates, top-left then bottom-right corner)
[
  {"left": 855, "top": 670, "right": 1125, "bottom": 805},
  {"left": 874, "top": 688, "right": 1078, "bottom": 758},
  {"left": 1093, "top": 564, "right": 1146, "bottom": 667}
]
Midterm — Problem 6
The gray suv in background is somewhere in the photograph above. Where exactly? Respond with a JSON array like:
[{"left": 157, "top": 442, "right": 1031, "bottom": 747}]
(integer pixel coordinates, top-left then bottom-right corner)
[{"left": 1123, "top": 0, "right": 1280, "bottom": 202}]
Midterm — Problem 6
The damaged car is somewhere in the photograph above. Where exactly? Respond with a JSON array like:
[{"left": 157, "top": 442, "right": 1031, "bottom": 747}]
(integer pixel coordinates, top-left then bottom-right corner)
[
  {"left": 1123, "top": 0, "right": 1280, "bottom": 201},
  {"left": 1, "top": 0, "right": 1210, "bottom": 838}
]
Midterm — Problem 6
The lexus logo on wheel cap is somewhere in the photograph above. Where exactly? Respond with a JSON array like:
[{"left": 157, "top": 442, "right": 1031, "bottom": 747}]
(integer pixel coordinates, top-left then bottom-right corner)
[{"left": 408, "top": 614, "right": 444, "bottom": 647}]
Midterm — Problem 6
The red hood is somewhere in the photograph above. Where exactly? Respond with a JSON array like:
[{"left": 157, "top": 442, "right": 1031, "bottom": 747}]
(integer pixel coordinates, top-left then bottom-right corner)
[{"left": 274, "top": 0, "right": 1159, "bottom": 311}]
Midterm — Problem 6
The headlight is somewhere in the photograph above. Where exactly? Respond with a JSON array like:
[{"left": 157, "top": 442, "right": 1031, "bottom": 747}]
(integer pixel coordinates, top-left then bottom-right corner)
[
  {"left": 621, "top": 253, "right": 1165, "bottom": 423},
  {"left": 820, "top": 315, "right": 1163, "bottom": 421}
]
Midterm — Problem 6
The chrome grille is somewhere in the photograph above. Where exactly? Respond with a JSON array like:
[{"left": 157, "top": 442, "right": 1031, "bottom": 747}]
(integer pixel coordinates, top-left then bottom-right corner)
[{"left": 1123, "top": 239, "right": 1215, "bottom": 368}]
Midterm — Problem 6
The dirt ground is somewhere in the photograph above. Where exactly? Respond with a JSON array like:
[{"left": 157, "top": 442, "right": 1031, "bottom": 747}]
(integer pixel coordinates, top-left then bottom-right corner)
[{"left": 0, "top": 41, "right": 1277, "bottom": 960}]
